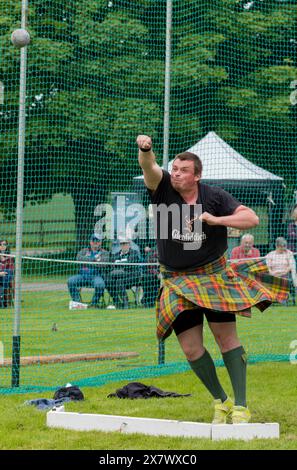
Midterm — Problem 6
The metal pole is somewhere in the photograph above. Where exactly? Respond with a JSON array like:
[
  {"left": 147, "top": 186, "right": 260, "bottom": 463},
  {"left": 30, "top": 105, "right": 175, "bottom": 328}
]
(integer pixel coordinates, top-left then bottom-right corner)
[
  {"left": 162, "top": 0, "right": 172, "bottom": 171},
  {"left": 12, "top": 0, "right": 29, "bottom": 388},
  {"left": 158, "top": 0, "right": 173, "bottom": 366}
]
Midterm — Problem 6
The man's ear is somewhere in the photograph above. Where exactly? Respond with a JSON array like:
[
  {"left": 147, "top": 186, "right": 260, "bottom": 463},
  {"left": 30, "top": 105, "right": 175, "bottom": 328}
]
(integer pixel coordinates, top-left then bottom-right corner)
[{"left": 195, "top": 173, "right": 201, "bottom": 182}]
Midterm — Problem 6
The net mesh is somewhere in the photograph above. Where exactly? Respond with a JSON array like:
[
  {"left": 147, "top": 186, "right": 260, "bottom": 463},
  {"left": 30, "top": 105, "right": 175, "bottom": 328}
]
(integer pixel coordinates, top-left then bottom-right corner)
[{"left": 0, "top": 0, "right": 296, "bottom": 393}]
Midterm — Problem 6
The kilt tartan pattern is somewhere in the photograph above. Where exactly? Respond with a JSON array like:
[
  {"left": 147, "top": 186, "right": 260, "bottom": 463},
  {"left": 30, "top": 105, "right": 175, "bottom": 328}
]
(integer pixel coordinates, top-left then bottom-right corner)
[{"left": 156, "top": 255, "right": 289, "bottom": 339}]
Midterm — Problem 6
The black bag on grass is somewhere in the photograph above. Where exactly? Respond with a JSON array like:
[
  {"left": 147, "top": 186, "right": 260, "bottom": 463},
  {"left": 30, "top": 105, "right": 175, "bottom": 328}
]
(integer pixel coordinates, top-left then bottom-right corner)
[{"left": 53, "top": 385, "right": 84, "bottom": 401}]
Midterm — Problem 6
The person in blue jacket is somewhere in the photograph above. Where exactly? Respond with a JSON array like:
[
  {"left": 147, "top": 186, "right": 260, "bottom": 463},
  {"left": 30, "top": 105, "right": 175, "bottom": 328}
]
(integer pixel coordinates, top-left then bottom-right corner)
[{"left": 67, "top": 234, "right": 109, "bottom": 307}]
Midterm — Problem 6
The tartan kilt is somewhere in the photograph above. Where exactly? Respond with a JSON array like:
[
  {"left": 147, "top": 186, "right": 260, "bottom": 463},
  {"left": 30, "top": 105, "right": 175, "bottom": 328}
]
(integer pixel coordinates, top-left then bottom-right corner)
[{"left": 156, "top": 255, "right": 289, "bottom": 339}]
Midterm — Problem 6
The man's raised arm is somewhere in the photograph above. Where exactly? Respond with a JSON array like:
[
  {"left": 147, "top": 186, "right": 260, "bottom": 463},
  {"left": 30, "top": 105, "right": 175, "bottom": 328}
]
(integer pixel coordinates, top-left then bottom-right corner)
[{"left": 136, "top": 135, "right": 163, "bottom": 191}]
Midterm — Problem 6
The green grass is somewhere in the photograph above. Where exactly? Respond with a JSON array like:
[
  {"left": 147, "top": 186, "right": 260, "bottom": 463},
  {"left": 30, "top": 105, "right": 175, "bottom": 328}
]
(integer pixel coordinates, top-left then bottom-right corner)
[
  {"left": 0, "top": 289, "right": 158, "bottom": 389},
  {"left": 0, "top": 362, "right": 297, "bottom": 449},
  {"left": 1, "top": 289, "right": 296, "bottom": 391},
  {"left": 1, "top": 289, "right": 297, "bottom": 449},
  {"left": 0, "top": 193, "right": 75, "bottom": 248}
]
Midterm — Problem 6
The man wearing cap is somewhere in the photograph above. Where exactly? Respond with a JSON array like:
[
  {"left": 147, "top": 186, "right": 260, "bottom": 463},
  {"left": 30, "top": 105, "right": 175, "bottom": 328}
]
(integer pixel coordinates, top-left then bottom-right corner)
[
  {"left": 105, "top": 237, "right": 142, "bottom": 309},
  {"left": 67, "top": 234, "right": 109, "bottom": 307}
]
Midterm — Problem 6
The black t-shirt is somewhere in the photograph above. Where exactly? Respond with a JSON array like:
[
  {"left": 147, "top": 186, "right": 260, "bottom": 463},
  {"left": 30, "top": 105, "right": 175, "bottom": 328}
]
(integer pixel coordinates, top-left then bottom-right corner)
[{"left": 147, "top": 170, "right": 241, "bottom": 270}]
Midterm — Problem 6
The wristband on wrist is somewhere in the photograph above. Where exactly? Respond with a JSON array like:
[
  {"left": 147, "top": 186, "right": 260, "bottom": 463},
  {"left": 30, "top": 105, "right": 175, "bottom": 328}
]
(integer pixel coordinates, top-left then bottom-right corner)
[{"left": 140, "top": 147, "right": 152, "bottom": 152}]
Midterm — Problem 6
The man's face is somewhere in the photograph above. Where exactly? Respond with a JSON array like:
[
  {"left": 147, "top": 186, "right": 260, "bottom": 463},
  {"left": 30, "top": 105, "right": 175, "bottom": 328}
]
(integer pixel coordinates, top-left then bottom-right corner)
[
  {"left": 120, "top": 242, "right": 130, "bottom": 252},
  {"left": 276, "top": 244, "right": 286, "bottom": 252},
  {"left": 90, "top": 240, "right": 101, "bottom": 251},
  {"left": 171, "top": 159, "right": 200, "bottom": 192},
  {"left": 241, "top": 237, "right": 253, "bottom": 251}
]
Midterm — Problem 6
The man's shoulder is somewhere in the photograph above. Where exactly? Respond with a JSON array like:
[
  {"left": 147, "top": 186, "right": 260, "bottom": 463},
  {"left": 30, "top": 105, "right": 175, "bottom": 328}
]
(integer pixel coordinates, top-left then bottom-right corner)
[
  {"left": 200, "top": 183, "right": 231, "bottom": 197},
  {"left": 157, "top": 170, "right": 171, "bottom": 188},
  {"left": 151, "top": 170, "right": 171, "bottom": 187},
  {"left": 199, "top": 183, "right": 227, "bottom": 201},
  {"left": 147, "top": 170, "right": 172, "bottom": 201},
  {"left": 230, "top": 246, "right": 241, "bottom": 259},
  {"left": 129, "top": 248, "right": 140, "bottom": 258},
  {"left": 266, "top": 250, "right": 276, "bottom": 257},
  {"left": 200, "top": 182, "right": 220, "bottom": 192},
  {"left": 78, "top": 247, "right": 90, "bottom": 255}
]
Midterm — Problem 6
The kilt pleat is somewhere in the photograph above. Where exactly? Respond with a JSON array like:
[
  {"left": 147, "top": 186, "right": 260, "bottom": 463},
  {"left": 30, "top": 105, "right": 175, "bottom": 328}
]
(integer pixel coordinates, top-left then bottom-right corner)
[{"left": 156, "top": 255, "right": 289, "bottom": 339}]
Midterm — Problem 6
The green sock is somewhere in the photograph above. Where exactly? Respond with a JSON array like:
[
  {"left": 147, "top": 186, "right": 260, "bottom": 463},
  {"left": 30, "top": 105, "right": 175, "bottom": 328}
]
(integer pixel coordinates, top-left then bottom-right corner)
[
  {"left": 188, "top": 349, "right": 227, "bottom": 401},
  {"left": 222, "top": 346, "right": 247, "bottom": 407}
]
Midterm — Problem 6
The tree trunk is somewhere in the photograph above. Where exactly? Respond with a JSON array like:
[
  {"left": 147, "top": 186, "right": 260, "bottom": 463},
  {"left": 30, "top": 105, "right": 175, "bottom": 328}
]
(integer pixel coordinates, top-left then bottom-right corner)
[{"left": 71, "top": 179, "right": 107, "bottom": 250}]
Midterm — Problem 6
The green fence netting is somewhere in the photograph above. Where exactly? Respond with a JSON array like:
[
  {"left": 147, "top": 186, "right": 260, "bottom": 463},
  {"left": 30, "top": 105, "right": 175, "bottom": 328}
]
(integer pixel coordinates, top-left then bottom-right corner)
[{"left": 0, "top": 0, "right": 296, "bottom": 393}]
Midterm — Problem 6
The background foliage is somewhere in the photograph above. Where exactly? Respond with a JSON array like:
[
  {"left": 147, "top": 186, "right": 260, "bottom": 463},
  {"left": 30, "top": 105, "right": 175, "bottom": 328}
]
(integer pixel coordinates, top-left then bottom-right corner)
[{"left": 0, "top": 0, "right": 296, "bottom": 245}]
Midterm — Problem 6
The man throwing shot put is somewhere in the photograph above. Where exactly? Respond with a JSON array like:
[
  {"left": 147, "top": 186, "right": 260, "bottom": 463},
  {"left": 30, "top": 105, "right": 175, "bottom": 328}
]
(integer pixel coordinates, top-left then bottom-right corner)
[{"left": 136, "top": 134, "right": 289, "bottom": 424}]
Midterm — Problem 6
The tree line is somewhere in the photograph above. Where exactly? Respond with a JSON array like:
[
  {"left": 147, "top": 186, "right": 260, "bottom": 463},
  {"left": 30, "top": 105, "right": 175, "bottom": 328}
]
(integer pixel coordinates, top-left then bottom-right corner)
[{"left": 0, "top": 0, "right": 296, "bottom": 245}]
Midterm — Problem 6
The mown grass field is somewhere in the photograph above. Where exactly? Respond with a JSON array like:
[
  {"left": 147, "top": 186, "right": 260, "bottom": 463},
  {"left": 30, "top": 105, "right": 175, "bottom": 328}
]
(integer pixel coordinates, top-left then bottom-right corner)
[
  {"left": 0, "top": 194, "right": 76, "bottom": 248},
  {"left": 0, "top": 289, "right": 296, "bottom": 390},
  {"left": 0, "top": 362, "right": 297, "bottom": 450},
  {"left": 0, "top": 288, "right": 296, "bottom": 449}
]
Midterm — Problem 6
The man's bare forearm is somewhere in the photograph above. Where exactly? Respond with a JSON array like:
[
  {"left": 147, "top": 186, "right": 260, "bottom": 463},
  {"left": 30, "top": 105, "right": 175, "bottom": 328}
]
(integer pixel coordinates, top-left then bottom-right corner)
[
  {"left": 200, "top": 207, "right": 259, "bottom": 229},
  {"left": 216, "top": 209, "right": 259, "bottom": 230},
  {"left": 138, "top": 148, "right": 157, "bottom": 170},
  {"left": 136, "top": 135, "right": 163, "bottom": 190}
]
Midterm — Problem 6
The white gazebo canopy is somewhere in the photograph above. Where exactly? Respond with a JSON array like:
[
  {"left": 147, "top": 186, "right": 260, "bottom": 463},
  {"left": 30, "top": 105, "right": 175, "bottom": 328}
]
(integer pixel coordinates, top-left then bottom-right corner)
[{"left": 134, "top": 131, "right": 283, "bottom": 182}]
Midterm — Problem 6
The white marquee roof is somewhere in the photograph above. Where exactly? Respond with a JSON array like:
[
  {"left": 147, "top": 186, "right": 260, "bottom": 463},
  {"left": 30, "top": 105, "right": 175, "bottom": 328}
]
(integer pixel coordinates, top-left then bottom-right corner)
[{"left": 135, "top": 131, "right": 283, "bottom": 182}]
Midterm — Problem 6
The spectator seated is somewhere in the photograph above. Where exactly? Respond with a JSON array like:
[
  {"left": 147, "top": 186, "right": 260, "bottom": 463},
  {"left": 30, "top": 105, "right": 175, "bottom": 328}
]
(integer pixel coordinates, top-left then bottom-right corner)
[
  {"left": 67, "top": 234, "right": 109, "bottom": 308},
  {"left": 105, "top": 237, "right": 142, "bottom": 309}
]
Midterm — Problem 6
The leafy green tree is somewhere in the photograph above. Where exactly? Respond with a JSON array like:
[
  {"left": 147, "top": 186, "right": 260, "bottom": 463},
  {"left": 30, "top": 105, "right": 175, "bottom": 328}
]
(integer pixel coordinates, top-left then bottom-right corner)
[
  {"left": 0, "top": 0, "right": 296, "bottom": 246},
  {"left": 0, "top": 0, "right": 163, "bottom": 244}
]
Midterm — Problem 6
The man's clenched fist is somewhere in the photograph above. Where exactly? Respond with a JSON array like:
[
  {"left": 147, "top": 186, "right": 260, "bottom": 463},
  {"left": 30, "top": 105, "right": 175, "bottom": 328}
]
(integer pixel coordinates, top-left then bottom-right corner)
[{"left": 136, "top": 135, "right": 152, "bottom": 152}]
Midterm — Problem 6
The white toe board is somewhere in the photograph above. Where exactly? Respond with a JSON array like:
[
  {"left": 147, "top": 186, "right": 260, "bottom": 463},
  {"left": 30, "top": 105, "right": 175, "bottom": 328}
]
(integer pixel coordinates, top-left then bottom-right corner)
[
  {"left": 47, "top": 409, "right": 211, "bottom": 438},
  {"left": 212, "top": 423, "right": 279, "bottom": 440},
  {"left": 46, "top": 409, "right": 279, "bottom": 440}
]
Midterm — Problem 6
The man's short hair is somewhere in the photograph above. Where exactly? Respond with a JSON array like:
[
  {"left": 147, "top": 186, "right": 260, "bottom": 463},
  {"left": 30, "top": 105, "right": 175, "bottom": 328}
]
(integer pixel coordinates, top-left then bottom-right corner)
[
  {"left": 275, "top": 237, "right": 287, "bottom": 247},
  {"left": 241, "top": 233, "right": 254, "bottom": 242},
  {"left": 173, "top": 152, "right": 202, "bottom": 176}
]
